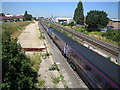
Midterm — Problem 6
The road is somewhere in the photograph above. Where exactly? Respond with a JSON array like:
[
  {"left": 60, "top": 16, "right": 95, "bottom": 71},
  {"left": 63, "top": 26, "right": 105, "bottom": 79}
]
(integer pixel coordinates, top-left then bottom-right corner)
[{"left": 39, "top": 22, "right": 88, "bottom": 89}]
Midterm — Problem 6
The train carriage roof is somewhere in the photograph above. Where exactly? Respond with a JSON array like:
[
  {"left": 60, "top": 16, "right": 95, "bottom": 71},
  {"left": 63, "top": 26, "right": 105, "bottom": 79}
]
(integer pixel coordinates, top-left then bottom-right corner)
[{"left": 52, "top": 29, "right": 120, "bottom": 85}]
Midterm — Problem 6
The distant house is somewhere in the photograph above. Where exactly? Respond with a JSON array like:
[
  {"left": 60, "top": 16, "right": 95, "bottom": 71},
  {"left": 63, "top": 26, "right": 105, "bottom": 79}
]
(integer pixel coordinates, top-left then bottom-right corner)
[
  {"left": 0, "top": 16, "right": 16, "bottom": 22},
  {"left": 0, "top": 14, "right": 24, "bottom": 22},
  {"left": 107, "top": 18, "right": 120, "bottom": 29}
]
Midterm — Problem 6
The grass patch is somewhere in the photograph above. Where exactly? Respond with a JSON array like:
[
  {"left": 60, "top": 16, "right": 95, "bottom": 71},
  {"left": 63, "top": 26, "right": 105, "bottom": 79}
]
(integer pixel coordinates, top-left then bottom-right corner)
[
  {"left": 37, "top": 79, "right": 45, "bottom": 88},
  {"left": 31, "top": 53, "right": 42, "bottom": 72},
  {"left": 64, "top": 85, "right": 69, "bottom": 88},
  {"left": 31, "top": 52, "right": 50, "bottom": 72},
  {"left": 87, "top": 31, "right": 119, "bottom": 46},
  {"left": 2, "top": 21, "right": 33, "bottom": 38},
  {"left": 41, "top": 52, "right": 50, "bottom": 59},
  {"left": 39, "top": 29, "right": 45, "bottom": 40},
  {"left": 75, "top": 26, "right": 120, "bottom": 46},
  {"left": 75, "top": 26, "right": 86, "bottom": 32}
]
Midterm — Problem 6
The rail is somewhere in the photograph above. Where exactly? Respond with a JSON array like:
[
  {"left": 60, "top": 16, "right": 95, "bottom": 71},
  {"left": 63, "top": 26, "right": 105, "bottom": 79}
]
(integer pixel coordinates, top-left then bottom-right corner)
[{"left": 40, "top": 19, "right": 120, "bottom": 61}]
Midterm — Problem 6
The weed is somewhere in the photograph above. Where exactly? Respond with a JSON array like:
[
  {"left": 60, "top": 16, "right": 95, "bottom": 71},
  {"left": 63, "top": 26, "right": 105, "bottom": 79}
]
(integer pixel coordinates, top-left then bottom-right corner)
[
  {"left": 107, "top": 57, "right": 111, "bottom": 61},
  {"left": 49, "top": 64, "right": 57, "bottom": 71},
  {"left": 64, "top": 85, "right": 69, "bottom": 88},
  {"left": 45, "top": 52, "right": 50, "bottom": 57},
  {"left": 49, "top": 62, "right": 59, "bottom": 71},
  {"left": 41, "top": 52, "right": 50, "bottom": 59},
  {"left": 52, "top": 77, "right": 60, "bottom": 84},
  {"left": 59, "top": 75, "right": 64, "bottom": 80},
  {"left": 38, "top": 79, "right": 45, "bottom": 88},
  {"left": 39, "top": 34, "right": 45, "bottom": 40},
  {"left": 31, "top": 53, "right": 42, "bottom": 72}
]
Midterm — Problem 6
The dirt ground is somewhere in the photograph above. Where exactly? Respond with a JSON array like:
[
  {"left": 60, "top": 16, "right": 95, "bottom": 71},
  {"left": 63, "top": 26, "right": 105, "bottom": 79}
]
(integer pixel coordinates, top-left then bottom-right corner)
[{"left": 18, "top": 21, "right": 44, "bottom": 48}]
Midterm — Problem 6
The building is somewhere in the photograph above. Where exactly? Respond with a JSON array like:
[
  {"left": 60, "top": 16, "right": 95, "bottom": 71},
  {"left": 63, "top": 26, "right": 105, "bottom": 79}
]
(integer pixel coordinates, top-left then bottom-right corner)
[
  {"left": 107, "top": 18, "right": 120, "bottom": 29},
  {"left": 0, "top": 16, "right": 16, "bottom": 22},
  {"left": 54, "top": 17, "right": 73, "bottom": 24},
  {"left": 5, "top": 14, "right": 14, "bottom": 17},
  {"left": 0, "top": 14, "right": 24, "bottom": 22}
]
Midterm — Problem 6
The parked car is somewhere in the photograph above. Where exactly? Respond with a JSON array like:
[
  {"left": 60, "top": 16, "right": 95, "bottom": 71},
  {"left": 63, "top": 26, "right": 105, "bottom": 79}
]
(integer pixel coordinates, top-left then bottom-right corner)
[
  {"left": 107, "top": 26, "right": 114, "bottom": 29},
  {"left": 100, "top": 27, "right": 107, "bottom": 32}
]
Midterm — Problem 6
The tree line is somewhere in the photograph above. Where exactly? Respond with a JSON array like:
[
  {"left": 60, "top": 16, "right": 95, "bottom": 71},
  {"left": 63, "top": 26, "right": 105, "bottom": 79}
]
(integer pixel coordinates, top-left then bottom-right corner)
[
  {"left": 0, "top": 11, "right": 34, "bottom": 21},
  {"left": 73, "top": 1, "right": 109, "bottom": 32}
]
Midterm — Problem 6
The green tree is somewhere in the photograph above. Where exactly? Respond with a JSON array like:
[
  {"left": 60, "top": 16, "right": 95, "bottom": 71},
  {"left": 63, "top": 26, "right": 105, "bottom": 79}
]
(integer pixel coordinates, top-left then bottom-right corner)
[
  {"left": 68, "top": 22, "right": 75, "bottom": 28},
  {"left": 33, "top": 17, "right": 38, "bottom": 21},
  {"left": 0, "top": 13, "right": 5, "bottom": 16},
  {"left": 24, "top": 11, "right": 28, "bottom": 16},
  {"left": 2, "top": 32, "right": 37, "bottom": 89},
  {"left": 24, "top": 11, "right": 32, "bottom": 21},
  {"left": 85, "top": 10, "right": 109, "bottom": 32},
  {"left": 73, "top": 1, "right": 84, "bottom": 25}
]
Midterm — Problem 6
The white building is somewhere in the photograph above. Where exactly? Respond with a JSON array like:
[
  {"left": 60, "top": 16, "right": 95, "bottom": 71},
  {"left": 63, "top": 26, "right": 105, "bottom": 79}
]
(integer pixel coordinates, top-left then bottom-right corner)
[
  {"left": 55, "top": 17, "right": 73, "bottom": 24},
  {"left": 5, "top": 14, "right": 14, "bottom": 17}
]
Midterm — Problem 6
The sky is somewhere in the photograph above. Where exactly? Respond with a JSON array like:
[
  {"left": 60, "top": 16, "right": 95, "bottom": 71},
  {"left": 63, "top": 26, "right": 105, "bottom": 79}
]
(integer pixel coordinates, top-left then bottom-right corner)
[
  {"left": 2, "top": 2, "right": 119, "bottom": 19},
  {"left": 1, "top": 0, "right": 120, "bottom": 2}
]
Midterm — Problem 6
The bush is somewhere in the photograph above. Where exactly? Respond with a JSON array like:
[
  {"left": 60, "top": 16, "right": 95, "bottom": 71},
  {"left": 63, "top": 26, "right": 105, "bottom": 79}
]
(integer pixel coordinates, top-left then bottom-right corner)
[
  {"left": 2, "top": 32, "right": 38, "bottom": 89},
  {"left": 102, "top": 29, "right": 120, "bottom": 45}
]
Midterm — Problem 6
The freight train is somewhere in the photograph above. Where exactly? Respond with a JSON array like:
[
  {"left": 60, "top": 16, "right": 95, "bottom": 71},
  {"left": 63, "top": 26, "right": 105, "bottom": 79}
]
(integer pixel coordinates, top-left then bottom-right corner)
[{"left": 40, "top": 22, "right": 120, "bottom": 89}]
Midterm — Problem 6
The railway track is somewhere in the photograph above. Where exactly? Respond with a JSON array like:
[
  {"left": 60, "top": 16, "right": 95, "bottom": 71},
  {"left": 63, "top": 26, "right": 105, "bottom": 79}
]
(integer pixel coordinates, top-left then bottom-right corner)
[
  {"left": 39, "top": 21, "right": 92, "bottom": 89},
  {"left": 50, "top": 23, "right": 120, "bottom": 59},
  {"left": 40, "top": 19, "right": 120, "bottom": 61}
]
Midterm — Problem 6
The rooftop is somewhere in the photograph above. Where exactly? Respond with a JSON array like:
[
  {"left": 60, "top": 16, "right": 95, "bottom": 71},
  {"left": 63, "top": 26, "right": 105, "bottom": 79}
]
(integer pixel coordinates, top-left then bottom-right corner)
[{"left": 111, "top": 18, "right": 120, "bottom": 21}]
